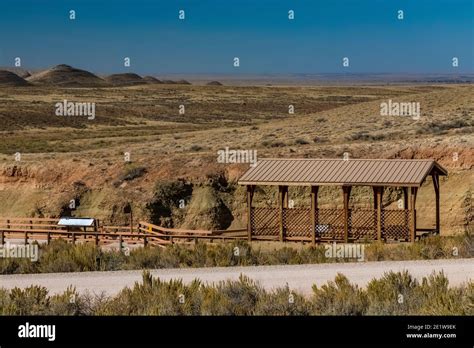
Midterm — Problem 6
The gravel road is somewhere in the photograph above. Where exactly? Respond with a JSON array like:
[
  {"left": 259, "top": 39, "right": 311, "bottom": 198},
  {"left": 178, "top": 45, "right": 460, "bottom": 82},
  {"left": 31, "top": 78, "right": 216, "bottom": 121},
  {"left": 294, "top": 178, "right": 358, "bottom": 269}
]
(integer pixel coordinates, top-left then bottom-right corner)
[{"left": 0, "top": 258, "right": 472, "bottom": 296}]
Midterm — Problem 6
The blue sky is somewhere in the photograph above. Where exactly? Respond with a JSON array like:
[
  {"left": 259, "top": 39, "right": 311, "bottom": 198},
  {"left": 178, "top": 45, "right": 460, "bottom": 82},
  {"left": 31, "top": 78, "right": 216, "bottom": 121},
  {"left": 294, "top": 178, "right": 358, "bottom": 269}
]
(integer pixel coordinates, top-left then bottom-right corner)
[{"left": 0, "top": 0, "right": 472, "bottom": 74}]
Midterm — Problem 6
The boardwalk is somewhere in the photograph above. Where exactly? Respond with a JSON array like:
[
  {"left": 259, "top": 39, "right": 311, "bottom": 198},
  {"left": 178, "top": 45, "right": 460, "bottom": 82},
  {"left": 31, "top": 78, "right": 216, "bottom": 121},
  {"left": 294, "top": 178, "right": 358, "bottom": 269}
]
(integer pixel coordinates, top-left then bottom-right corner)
[{"left": 1, "top": 258, "right": 471, "bottom": 296}]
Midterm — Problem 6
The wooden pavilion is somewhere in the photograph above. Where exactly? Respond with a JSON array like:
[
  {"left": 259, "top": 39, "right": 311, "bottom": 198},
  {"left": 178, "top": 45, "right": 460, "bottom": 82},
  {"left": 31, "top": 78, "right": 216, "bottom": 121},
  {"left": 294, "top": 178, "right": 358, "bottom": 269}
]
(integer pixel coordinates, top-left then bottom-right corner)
[{"left": 238, "top": 158, "right": 447, "bottom": 244}]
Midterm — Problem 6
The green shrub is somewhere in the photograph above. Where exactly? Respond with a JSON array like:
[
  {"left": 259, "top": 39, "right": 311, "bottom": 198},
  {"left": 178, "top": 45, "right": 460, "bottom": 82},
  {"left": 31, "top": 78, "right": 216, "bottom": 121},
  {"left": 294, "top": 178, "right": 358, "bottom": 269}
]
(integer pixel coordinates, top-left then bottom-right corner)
[
  {"left": 0, "top": 271, "right": 471, "bottom": 315},
  {"left": 0, "top": 235, "right": 470, "bottom": 275},
  {"left": 254, "top": 286, "right": 312, "bottom": 315},
  {"left": 118, "top": 165, "right": 147, "bottom": 182},
  {"left": 311, "top": 273, "right": 368, "bottom": 315},
  {"left": 366, "top": 271, "right": 419, "bottom": 315},
  {"left": 4, "top": 285, "right": 50, "bottom": 315}
]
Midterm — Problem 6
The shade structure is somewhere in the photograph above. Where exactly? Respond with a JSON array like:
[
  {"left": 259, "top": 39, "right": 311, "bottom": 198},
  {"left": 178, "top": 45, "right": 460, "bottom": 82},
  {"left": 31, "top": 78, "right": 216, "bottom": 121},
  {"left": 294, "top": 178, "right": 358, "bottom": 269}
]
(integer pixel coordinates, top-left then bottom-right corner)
[
  {"left": 238, "top": 158, "right": 447, "bottom": 244},
  {"left": 238, "top": 158, "right": 447, "bottom": 187}
]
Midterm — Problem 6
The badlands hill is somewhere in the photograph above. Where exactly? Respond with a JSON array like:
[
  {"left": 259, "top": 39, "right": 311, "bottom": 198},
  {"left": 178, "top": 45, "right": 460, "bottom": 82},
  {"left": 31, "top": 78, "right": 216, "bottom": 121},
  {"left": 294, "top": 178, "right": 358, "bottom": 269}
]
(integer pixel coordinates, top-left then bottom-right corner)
[
  {"left": 27, "top": 64, "right": 108, "bottom": 87},
  {"left": 0, "top": 70, "right": 30, "bottom": 86},
  {"left": 104, "top": 73, "right": 146, "bottom": 86},
  {"left": 206, "top": 81, "right": 223, "bottom": 86},
  {"left": 143, "top": 76, "right": 163, "bottom": 84}
]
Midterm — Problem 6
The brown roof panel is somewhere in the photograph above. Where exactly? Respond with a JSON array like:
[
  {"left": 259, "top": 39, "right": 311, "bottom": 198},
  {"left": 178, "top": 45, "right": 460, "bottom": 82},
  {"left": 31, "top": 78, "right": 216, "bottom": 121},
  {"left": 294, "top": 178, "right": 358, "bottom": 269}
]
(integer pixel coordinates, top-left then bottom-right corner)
[{"left": 238, "top": 158, "right": 447, "bottom": 187}]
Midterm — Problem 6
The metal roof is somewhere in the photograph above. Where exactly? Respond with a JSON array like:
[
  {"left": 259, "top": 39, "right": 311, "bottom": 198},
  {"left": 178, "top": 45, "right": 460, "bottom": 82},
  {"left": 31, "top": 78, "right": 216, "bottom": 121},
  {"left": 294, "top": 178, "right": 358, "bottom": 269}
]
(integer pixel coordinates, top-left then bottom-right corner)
[
  {"left": 238, "top": 158, "right": 447, "bottom": 187},
  {"left": 58, "top": 217, "right": 95, "bottom": 227}
]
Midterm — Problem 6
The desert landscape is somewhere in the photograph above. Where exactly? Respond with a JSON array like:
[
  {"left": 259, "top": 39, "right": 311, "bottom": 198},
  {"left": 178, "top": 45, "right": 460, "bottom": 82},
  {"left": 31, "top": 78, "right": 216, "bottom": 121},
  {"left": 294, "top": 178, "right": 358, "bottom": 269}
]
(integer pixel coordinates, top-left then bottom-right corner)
[
  {"left": 0, "top": 64, "right": 472, "bottom": 236},
  {"left": 1, "top": 2, "right": 472, "bottom": 345}
]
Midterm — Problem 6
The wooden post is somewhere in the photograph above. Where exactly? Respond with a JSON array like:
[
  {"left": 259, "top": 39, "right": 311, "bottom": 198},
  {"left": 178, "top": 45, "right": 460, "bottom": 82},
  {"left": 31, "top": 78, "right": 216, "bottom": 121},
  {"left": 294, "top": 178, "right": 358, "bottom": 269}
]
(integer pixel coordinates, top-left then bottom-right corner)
[
  {"left": 278, "top": 186, "right": 288, "bottom": 242},
  {"left": 310, "top": 186, "right": 319, "bottom": 245},
  {"left": 410, "top": 187, "right": 418, "bottom": 242},
  {"left": 95, "top": 233, "right": 99, "bottom": 246},
  {"left": 246, "top": 185, "right": 255, "bottom": 242},
  {"left": 402, "top": 187, "right": 409, "bottom": 229},
  {"left": 372, "top": 187, "right": 378, "bottom": 238},
  {"left": 402, "top": 187, "right": 409, "bottom": 209},
  {"left": 119, "top": 235, "right": 123, "bottom": 251},
  {"left": 72, "top": 232, "right": 76, "bottom": 245},
  {"left": 0, "top": 230, "right": 4, "bottom": 245},
  {"left": 342, "top": 186, "right": 352, "bottom": 243},
  {"left": 432, "top": 174, "right": 440, "bottom": 235},
  {"left": 47, "top": 231, "right": 51, "bottom": 245},
  {"left": 376, "top": 187, "right": 383, "bottom": 241},
  {"left": 143, "top": 236, "right": 148, "bottom": 247}
]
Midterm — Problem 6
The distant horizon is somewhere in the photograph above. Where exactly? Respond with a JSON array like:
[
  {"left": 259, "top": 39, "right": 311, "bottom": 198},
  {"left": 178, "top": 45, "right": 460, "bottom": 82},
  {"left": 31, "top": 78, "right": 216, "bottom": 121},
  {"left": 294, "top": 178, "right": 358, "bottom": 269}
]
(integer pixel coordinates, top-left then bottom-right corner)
[{"left": 3, "top": 64, "right": 474, "bottom": 78}]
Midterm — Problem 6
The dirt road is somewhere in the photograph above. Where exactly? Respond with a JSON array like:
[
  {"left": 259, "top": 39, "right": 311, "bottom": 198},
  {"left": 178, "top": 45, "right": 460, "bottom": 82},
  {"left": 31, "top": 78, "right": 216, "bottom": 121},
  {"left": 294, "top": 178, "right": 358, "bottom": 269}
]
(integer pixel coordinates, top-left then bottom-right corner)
[{"left": 1, "top": 258, "right": 472, "bottom": 296}]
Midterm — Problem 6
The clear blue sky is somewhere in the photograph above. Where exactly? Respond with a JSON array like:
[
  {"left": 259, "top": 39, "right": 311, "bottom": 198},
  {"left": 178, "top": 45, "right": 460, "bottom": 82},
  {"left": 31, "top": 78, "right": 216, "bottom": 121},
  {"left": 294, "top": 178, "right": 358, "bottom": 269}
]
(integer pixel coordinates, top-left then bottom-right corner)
[{"left": 0, "top": 0, "right": 472, "bottom": 74}]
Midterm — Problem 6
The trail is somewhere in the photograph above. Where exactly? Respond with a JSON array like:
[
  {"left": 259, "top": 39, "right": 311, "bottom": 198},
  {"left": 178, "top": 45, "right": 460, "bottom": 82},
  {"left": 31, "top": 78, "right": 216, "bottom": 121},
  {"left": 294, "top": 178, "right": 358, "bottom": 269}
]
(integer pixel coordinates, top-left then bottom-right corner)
[{"left": 1, "top": 258, "right": 472, "bottom": 296}]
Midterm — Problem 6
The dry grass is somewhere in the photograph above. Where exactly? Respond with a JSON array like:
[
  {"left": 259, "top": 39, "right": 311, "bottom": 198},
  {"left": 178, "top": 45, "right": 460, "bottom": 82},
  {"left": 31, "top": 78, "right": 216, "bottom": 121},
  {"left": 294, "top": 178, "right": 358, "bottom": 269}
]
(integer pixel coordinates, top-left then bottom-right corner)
[
  {"left": 0, "top": 270, "right": 472, "bottom": 315},
  {"left": 0, "top": 234, "right": 470, "bottom": 275},
  {"left": 0, "top": 84, "right": 472, "bottom": 234}
]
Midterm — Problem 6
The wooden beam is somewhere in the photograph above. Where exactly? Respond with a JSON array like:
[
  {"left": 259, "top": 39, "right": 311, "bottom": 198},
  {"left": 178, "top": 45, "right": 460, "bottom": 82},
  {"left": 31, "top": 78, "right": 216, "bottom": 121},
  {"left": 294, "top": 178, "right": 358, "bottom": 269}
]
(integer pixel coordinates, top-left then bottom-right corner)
[
  {"left": 402, "top": 187, "right": 409, "bottom": 230},
  {"left": 372, "top": 187, "right": 378, "bottom": 238},
  {"left": 282, "top": 186, "right": 289, "bottom": 208},
  {"left": 278, "top": 186, "right": 288, "bottom": 242},
  {"left": 410, "top": 187, "right": 418, "bottom": 242},
  {"left": 310, "top": 186, "right": 319, "bottom": 245},
  {"left": 402, "top": 187, "right": 409, "bottom": 209},
  {"left": 246, "top": 185, "right": 255, "bottom": 242},
  {"left": 432, "top": 174, "right": 440, "bottom": 235},
  {"left": 376, "top": 187, "right": 384, "bottom": 241},
  {"left": 342, "top": 186, "right": 352, "bottom": 243},
  {"left": 372, "top": 187, "right": 378, "bottom": 210}
]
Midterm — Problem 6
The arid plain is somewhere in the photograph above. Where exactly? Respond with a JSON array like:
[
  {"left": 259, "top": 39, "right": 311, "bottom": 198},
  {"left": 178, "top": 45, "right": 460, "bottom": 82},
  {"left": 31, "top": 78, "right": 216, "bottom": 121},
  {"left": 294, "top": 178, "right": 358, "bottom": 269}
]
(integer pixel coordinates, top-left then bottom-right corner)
[{"left": 0, "top": 66, "right": 472, "bottom": 235}]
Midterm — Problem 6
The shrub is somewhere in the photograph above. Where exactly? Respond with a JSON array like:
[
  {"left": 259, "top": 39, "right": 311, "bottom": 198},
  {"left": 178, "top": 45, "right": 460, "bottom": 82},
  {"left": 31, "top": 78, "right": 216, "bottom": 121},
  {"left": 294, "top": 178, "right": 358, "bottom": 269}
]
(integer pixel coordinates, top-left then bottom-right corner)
[
  {"left": 118, "top": 165, "right": 147, "bottom": 182},
  {"left": 4, "top": 285, "right": 50, "bottom": 315},
  {"left": 0, "top": 271, "right": 471, "bottom": 315},
  {"left": 189, "top": 145, "right": 203, "bottom": 152},
  {"left": 311, "top": 273, "right": 368, "bottom": 315},
  {"left": 366, "top": 271, "right": 419, "bottom": 315},
  {"left": 254, "top": 286, "right": 312, "bottom": 315},
  {"left": 313, "top": 136, "right": 328, "bottom": 143},
  {"left": 295, "top": 138, "right": 309, "bottom": 145},
  {"left": 146, "top": 179, "right": 193, "bottom": 227},
  {"left": 0, "top": 235, "right": 470, "bottom": 275}
]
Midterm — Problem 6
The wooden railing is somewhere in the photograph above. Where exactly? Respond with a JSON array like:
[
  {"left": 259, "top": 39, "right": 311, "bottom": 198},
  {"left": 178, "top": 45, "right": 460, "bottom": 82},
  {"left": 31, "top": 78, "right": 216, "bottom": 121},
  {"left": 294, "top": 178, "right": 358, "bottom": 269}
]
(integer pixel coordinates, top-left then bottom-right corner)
[
  {"left": 0, "top": 217, "right": 247, "bottom": 248},
  {"left": 0, "top": 209, "right": 418, "bottom": 247},
  {"left": 138, "top": 221, "right": 246, "bottom": 245}
]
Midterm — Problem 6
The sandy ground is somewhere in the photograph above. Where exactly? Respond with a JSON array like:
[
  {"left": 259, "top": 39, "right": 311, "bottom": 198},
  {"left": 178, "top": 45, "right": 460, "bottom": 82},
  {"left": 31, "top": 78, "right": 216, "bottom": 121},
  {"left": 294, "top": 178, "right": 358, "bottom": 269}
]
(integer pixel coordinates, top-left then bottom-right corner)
[{"left": 0, "top": 258, "right": 472, "bottom": 296}]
